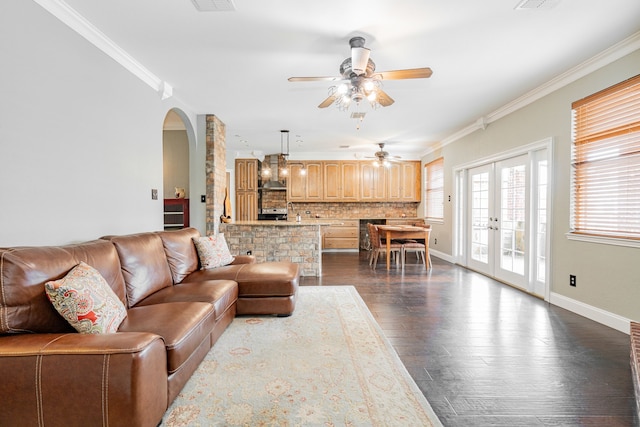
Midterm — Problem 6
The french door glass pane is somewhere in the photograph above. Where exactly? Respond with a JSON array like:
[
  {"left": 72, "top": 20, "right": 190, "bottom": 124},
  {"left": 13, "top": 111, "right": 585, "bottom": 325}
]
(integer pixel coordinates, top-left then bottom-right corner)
[
  {"left": 471, "top": 172, "right": 490, "bottom": 264},
  {"left": 500, "top": 165, "right": 526, "bottom": 276},
  {"left": 537, "top": 160, "right": 548, "bottom": 282}
]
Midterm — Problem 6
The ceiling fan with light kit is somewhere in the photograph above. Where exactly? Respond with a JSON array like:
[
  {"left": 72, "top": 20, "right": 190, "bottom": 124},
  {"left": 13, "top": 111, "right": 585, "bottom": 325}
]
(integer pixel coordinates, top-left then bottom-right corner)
[
  {"left": 366, "top": 142, "right": 401, "bottom": 167},
  {"left": 288, "top": 36, "right": 433, "bottom": 111}
]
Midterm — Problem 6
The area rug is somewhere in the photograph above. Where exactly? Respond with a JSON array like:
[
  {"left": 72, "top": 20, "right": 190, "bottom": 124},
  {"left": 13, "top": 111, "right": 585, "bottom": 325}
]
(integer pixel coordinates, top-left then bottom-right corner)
[{"left": 161, "top": 286, "right": 442, "bottom": 426}]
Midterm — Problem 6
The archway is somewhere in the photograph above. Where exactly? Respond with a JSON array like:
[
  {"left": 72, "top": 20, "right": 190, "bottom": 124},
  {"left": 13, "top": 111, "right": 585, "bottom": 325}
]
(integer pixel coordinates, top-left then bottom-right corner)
[{"left": 162, "top": 109, "right": 191, "bottom": 229}]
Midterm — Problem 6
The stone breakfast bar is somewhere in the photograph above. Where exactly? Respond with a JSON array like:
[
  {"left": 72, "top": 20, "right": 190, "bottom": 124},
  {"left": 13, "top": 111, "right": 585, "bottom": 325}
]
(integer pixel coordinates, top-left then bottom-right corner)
[{"left": 220, "top": 221, "right": 328, "bottom": 277}]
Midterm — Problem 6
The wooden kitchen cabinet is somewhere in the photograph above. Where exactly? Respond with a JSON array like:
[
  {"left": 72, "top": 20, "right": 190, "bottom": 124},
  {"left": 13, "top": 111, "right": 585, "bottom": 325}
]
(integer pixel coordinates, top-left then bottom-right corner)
[
  {"left": 387, "top": 161, "right": 421, "bottom": 202},
  {"left": 322, "top": 219, "right": 359, "bottom": 250},
  {"left": 288, "top": 159, "right": 420, "bottom": 202},
  {"left": 360, "top": 163, "right": 387, "bottom": 201},
  {"left": 288, "top": 161, "right": 323, "bottom": 201},
  {"left": 235, "top": 190, "right": 257, "bottom": 221},
  {"left": 235, "top": 159, "right": 259, "bottom": 220},
  {"left": 235, "top": 159, "right": 258, "bottom": 191},
  {"left": 323, "top": 161, "right": 359, "bottom": 201}
]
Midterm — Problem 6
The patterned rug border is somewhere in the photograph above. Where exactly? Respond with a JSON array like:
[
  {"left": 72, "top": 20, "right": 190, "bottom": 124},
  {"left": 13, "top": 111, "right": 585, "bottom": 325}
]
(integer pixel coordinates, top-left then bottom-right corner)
[{"left": 162, "top": 285, "right": 442, "bottom": 426}]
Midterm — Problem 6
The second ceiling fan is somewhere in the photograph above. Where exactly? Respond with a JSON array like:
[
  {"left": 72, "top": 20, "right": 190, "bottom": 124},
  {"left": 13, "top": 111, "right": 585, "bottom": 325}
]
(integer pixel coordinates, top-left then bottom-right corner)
[{"left": 288, "top": 36, "right": 433, "bottom": 109}]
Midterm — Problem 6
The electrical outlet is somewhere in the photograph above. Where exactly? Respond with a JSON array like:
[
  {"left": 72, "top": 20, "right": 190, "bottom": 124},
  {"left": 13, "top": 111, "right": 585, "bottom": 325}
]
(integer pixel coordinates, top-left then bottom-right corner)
[
  {"left": 434, "top": 238, "right": 437, "bottom": 245},
  {"left": 570, "top": 274, "right": 577, "bottom": 287}
]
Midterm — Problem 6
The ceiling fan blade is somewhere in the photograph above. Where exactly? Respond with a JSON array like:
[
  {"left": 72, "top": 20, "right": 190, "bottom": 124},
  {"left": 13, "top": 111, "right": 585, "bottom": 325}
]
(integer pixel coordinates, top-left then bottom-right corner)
[
  {"left": 318, "top": 94, "right": 338, "bottom": 108},
  {"left": 376, "top": 89, "right": 395, "bottom": 107},
  {"left": 375, "top": 67, "right": 433, "bottom": 80},
  {"left": 288, "top": 76, "right": 343, "bottom": 82}
]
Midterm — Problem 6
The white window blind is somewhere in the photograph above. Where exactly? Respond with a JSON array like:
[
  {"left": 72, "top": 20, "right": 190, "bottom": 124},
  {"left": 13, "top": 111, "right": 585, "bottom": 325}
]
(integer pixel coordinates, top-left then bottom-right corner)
[
  {"left": 571, "top": 74, "right": 640, "bottom": 240},
  {"left": 425, "top": 157, "right": 444, "bottom": 221}
]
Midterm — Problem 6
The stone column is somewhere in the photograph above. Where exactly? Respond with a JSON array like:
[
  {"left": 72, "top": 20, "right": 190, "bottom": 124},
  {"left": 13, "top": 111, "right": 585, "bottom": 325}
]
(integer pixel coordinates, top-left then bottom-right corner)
[{"left": 205, "top": 115, "right": 226, "bottom": 236}]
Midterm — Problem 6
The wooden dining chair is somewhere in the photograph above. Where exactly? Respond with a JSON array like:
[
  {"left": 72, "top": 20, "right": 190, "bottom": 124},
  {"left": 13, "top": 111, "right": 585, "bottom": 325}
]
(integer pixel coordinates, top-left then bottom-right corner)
[
  {"left": 367, "top": 223, "right": 402, "bottom": 269},
  {"left": 401, "top": 225, "right": 432, "bottom": 269}
]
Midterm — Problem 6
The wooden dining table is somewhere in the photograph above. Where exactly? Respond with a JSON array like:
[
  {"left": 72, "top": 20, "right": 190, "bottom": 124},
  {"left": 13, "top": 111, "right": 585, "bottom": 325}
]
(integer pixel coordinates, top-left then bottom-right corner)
[{"left": 376, "top": 225, "right": 431, "bottom": 270}]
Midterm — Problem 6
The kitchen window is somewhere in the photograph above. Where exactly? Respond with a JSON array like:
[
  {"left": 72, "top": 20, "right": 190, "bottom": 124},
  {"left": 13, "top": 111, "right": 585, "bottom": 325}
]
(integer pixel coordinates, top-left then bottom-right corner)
[
  {"left": 570, "top": 74, "right": 640, "bottom": 245},
  {"left": 425, "top": 157, "right": 444, "bottom": 222}
]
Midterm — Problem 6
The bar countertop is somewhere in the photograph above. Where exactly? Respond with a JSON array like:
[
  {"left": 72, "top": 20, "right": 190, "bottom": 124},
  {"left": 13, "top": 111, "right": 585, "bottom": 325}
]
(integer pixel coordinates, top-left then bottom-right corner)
[{"left": 223, "top": 220, "right": 332, "bottom": 226}]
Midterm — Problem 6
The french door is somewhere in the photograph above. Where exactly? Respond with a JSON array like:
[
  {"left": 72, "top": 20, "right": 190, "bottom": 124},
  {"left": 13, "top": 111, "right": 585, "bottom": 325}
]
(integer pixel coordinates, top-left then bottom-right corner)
[
  {"left": 456, "top": 142, "right": 550, "bottom": 298},
  {"left": 468, "top": 155, "right": 529, "bottom": 288}
]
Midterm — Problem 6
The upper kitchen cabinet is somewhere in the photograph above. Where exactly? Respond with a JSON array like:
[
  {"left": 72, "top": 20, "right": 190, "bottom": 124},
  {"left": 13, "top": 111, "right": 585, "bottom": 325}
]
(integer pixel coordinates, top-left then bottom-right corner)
[
  {"left": 235, "top": 158, "right": 259, "bottom": 220},
  {"left": 235, "top": 159, "right": 258, "bottom": 191},
  {"left": 287, "top": 159, "right": 421, "bottom": 202},
  {"left": 360, "top": 163, "right": 387, "bottom": 201},
  {"left": 323, "top": 161, "right": 359, "bottom": 201},
  {"left": 387, "top": 161, "right": 421, "bottom": 202},
  {"left": 288, "top": 161, "right": 323, "bottom": 201}
]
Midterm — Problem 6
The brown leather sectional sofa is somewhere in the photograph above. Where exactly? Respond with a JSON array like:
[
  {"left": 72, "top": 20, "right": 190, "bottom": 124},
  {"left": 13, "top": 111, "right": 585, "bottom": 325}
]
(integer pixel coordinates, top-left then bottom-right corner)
[{"left": 0, "top": 227, "right": 299, "bottom": 427}]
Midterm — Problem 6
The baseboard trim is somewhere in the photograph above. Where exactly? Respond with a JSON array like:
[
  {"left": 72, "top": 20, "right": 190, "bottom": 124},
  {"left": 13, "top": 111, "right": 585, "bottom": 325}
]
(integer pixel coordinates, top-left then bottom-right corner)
[
  {"left": 429, "top": 249, "right": 455, "bottom": 264},
  {"left": 549, "top": 292, "right": 630, "bottom": 334}
]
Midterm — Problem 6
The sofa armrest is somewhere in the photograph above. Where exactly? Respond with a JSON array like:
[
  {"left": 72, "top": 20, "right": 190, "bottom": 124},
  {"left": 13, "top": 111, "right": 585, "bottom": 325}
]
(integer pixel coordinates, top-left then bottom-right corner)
[
  {"left": 231, "top": 254, "right": 257, "bottom": 264},
  {"left": 0, "top": 332, "right": 168, "bottom": 427}
]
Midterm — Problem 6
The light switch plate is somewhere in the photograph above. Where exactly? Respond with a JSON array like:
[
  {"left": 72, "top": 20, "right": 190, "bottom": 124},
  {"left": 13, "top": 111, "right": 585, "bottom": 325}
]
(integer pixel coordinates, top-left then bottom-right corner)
[{"left": 151, "top": 189, "right": 158, "bottom": 200}]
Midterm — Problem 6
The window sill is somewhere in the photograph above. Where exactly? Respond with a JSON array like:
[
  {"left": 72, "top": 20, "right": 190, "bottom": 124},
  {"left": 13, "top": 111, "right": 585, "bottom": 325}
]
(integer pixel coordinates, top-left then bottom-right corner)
[
  {"left": 426, "top": 219, "right": 444, "bottom": 225},
  {"left": 566, "top": 232, "right": 640, "bottom": 249}
]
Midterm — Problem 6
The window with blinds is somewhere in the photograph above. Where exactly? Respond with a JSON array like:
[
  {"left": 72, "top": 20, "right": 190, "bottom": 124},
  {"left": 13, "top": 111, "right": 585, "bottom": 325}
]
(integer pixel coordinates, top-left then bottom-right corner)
[
  {"left": 425, "top": 157, "right": 444, "bottom": 221},
  {"left": 571, "top": 74, "right": 640, "bottom": 240}
]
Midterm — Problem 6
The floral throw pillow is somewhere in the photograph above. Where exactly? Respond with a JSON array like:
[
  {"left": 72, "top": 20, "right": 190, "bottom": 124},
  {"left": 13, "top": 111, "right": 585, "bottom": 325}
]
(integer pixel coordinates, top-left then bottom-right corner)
[
  {"left": 193, "top": 233, "right": 235, "bottom": 269},
  {"left": 45, "top": 262, "right": 127, "bottom": 334}
]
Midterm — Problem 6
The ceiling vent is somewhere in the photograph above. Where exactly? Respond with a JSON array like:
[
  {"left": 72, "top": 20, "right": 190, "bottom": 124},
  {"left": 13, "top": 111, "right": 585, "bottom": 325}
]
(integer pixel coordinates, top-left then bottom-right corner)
[
  {"left": 514, "top": 0, "right": 560, "bottom": 10},
  {"left": 191, "top": 0, "right": 236, "bottom": 12}
]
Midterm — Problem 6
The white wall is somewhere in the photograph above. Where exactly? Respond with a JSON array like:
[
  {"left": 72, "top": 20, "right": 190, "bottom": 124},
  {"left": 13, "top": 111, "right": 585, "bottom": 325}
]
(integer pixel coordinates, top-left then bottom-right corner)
[
  {"left": 0, "top": 1, "right": 197, "bottom": 245},
  {"left": 422, "top": 49, "right": 640, "bottom": 325}
]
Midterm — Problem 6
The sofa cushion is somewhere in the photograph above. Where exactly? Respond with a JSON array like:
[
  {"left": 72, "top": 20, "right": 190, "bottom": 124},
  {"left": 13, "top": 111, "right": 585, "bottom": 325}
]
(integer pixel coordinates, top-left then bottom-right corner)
[
  {"left": 0, "top": 240, "right": 126, "bottom": 334},
  {"left": 192, "top": 234, "right": 234, "bottom": 269},
  {"left": 45, "top": 262, "right": 127, "bottom": 334},
  {"left": 183, "top": 262, "right": 299, "bottom": 297},
  {"left": 157, "top": 227, "right": 201, "bottom": 284},
  {"left": 106, "top": 233, "right": 174, "bottom": 307},
  {"left": 135, "top": 279, "right": 238, "bottom": 322},
  {"left": 118, "top": 302, "right": 216, "bottom": 374}
]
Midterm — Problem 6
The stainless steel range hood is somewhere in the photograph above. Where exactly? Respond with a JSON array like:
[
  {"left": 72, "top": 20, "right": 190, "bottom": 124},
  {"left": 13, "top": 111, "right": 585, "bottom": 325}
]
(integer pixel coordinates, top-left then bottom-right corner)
[{"left": 261, "top": 154, "right": 287, "bottom": 190}]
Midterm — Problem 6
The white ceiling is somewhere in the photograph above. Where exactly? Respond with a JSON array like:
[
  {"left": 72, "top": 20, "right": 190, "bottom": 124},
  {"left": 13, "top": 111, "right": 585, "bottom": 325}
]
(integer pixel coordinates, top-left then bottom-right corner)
[{"left": 58, "top": 0, "right": 640, "bottom": 160}]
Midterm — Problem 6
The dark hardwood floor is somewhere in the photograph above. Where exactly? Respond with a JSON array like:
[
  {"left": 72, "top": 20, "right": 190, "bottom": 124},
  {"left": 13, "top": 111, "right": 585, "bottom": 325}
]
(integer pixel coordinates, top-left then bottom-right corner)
[{"left": 300, "top": 251, "right": 638, "bottom": 427}]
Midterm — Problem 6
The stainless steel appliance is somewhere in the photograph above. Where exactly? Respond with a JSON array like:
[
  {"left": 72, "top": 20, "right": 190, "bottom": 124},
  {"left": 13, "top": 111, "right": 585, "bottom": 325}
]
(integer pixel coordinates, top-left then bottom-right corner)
[{"left": 258, "top": 207, "right": 288, "bottom": 221}]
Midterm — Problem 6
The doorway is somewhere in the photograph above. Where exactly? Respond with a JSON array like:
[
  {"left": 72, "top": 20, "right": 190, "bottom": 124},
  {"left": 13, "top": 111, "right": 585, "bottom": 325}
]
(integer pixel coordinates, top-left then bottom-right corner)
[
  {"left": 454, "top": 140, "right": 551, "bottom": 299},
  {"left": 163, "top": 109, "right": 190, "bottom": 229}
]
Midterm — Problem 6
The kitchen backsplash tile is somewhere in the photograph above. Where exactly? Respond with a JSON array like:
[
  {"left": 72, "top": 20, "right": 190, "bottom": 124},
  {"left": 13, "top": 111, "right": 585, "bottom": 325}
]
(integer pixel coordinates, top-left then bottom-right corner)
[{"left": 286, "top": 202, "right": 419, "bottom": 220}]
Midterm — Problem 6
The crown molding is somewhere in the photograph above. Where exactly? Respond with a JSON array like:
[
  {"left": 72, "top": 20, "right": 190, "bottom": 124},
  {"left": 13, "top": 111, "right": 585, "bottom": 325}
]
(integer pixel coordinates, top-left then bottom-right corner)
[
  {"left": 33, "top": 0, "right": 173, "bottom": 99},
  {"left": 430, "top": 31, "right": 640, "bottom": 154}
]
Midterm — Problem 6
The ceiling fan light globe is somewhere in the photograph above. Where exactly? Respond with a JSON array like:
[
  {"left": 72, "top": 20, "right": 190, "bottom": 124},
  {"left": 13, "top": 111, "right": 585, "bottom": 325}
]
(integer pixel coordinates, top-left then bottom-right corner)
[
  {"left": 367, "top": 92, "right": 377, "bottom": 102},
  {"left": 363, "top": 80, "right": 375, "bottom": 91},
  {"left": 337, "top": 83, "right": 349, "bottom": 94}
]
